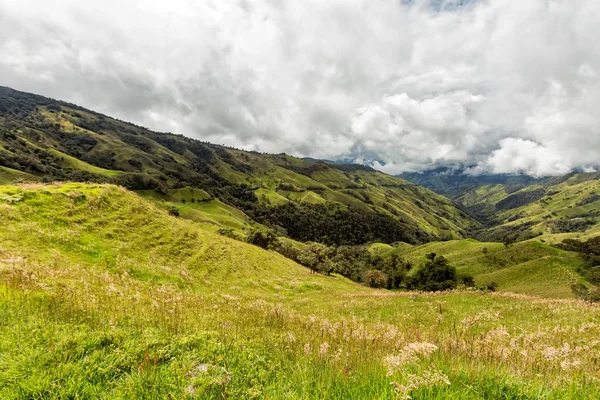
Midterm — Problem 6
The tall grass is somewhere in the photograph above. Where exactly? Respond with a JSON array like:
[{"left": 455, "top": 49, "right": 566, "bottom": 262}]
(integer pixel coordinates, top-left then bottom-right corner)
[{"left": 1, "top": 183, "right": 600, "bottom": 398}]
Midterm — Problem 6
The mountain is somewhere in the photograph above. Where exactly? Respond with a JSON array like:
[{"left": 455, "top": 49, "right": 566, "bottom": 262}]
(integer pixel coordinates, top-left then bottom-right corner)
[
  {"left": 456, "top": 172, "right": 600, "bottom": 243},
  {"left": 399, "top": 167, "right": 549, "bottom": 199},
  {"left": 399, "top": 167, "right": 600, "bottom": 244},
  {"left": 0, "top": 86, "right": 477, "bottom": 245}
]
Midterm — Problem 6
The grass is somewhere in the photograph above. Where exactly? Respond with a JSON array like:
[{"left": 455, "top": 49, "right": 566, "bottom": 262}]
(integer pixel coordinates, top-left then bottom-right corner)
[
  {"left": 2, "top": 183, "right": 600, "bottom": 399},
  {"left": 0, "top": 166, "right": 37, "bottom": 184},
  {"left": 380, "top": 239, "right": 586, "bottom": 298},
  {"left": 47, "top": 148, "right": 123, "bottom": 178},
  {"left": 458, "top": 173, "right": 600, "bottom": 240}
]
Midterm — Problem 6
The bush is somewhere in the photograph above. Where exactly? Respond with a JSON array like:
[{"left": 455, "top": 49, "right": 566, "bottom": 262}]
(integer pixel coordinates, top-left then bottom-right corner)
[
  {"left": 167, "top": 205, "right": 180, "bottom": 217},
  {"left": 571, "top": 283, "right": 600, "bottom": 303},
  {"left": 460, "top": 275, "right": 475, "bottom": 287},
  {"left": 217, "top": 228, "right": 242, "bottom": 241}
]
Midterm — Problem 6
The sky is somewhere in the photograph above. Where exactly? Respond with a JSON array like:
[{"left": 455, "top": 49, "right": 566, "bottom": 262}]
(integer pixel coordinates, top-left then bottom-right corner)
[{"left": 1, "top": 0, "right": 599, "bottom": 177}]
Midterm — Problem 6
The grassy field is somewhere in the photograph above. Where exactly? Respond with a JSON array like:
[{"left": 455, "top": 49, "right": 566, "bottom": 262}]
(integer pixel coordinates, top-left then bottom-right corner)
[
  {"left": 1, "top": 183, "right": 600, "bottom": 399},
  {"left": 375, "top": 239, "right": 588, "bottom": 298}
]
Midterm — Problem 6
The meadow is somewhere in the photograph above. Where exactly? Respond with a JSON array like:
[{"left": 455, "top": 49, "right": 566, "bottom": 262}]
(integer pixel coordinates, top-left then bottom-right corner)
[{"left": 1, "top": 183, "right": 600, "bottom": 399}]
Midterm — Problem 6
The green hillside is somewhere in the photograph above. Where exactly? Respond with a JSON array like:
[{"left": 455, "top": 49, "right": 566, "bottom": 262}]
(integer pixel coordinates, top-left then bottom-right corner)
[
  {"left": 2, "top": 183, "right": 600, "bottom": 398},
  {"left": 455, "top": 173, "right": 600, "bottom": 243},
  {"left": 0, "top": 86, "right": 476, "bottom": 244},
  {"left": 375, "top": 239, "right": 587, "bottom": 298}
]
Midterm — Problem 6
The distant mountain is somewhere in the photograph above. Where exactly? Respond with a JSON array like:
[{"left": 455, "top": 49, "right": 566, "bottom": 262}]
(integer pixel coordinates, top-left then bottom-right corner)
[
  {"left": 0, "top": 86, "right": 477, "bottom": 245},
  {"left": 399, "top": 167, "right": 550, "bottom": 199}
]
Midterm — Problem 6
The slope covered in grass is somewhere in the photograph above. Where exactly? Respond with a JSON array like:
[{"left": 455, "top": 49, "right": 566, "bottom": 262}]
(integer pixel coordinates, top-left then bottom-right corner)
[
  {"left": 0, "top": 86, "right": 477, "bottom": 243},
  {"left": 2, "top": 183, "right": 600, "bottom": 399},
  {"left": 447, "top": 173, "right": 600, "bottom": 243},
  {"left": 377, "top": 239, "right": 587, "bottom": 298},
  {"left": 0, "top": 166, "right": 36, "bottom": 184}
]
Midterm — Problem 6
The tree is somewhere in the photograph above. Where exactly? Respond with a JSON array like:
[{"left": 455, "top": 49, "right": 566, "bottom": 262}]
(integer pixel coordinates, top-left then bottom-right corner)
[
  {"left": 406, "top": 255, "right": 457, "bottom": 292},
  {"left": 361, "top": 270, "right": 388, "bottom": 288},
  {"left": 246, "top": 228, "right": 278, "bottom": 249},
  {"left": 297, "top": 243, "right": 330, "bottom": 273}
]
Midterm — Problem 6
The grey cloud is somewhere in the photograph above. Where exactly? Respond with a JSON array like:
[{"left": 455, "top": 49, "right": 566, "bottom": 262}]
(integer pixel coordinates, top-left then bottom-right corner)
[{"left": 1, "top": 0, "right": 600, "bottom": 176}]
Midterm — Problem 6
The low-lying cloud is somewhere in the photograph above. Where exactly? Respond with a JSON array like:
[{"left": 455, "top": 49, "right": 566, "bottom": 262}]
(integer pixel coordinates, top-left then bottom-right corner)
[{"left": 1, "top": 0, "right": 599, "bottom": 177}]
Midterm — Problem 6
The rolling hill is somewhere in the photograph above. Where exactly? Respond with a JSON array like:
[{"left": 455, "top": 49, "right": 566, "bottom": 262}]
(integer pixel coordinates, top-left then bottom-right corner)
[
  {"left": 454, "top": 172, "right": 600, "bottom": 243},
  {"left": 0, "top": 86, "right": 477, "bottom": 245},
  {"left": 401, "top": 167, "right": 600, "bottom": 244},
  {"left": 2, "top": 182, "right": 600, "bottom": 398}
]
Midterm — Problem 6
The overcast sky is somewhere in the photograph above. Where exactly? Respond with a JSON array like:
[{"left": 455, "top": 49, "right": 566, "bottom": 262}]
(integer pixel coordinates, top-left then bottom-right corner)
[{"left": 1, "top": 0, "right": 599, "bottom": 176}]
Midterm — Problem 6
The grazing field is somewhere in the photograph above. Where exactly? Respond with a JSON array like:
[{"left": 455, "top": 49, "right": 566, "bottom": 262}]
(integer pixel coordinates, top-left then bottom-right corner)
[
  {"left": 377, "top": 239, "right": 588, "bottom": 298},
  {"left": 1, "top": 183, "right": 600, "bottom": 399}
]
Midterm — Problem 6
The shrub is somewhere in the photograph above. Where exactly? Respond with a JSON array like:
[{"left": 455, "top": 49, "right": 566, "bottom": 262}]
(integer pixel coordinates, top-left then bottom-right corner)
[
  {"left": 571, "top": 283, "right": 600, "bottom": 303},
  {"left": 460, "top": 275, "right": 475, "bottom": 287},
  {"left": 167, "top": 205, "right": 180, "bottom": 217},
  {"left": 217, "top": 228, "right": 242, "bottom": 241}
]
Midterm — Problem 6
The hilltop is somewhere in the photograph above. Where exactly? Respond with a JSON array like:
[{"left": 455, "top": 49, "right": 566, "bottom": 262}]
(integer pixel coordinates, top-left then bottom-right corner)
[{"left": 0, "top": 86, "right": 477, "bottom": 245}]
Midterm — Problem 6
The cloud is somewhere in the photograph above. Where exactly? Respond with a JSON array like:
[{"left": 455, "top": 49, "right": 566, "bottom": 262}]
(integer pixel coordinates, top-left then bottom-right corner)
[{"left": 1, "top": 0, "right": 599, "bottom": 176}]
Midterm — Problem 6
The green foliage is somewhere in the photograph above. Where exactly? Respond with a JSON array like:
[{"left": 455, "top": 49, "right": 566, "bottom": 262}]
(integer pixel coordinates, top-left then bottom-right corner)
[
  {"left": 495, "top": 189, "right": 546, "bottom": 211},
  {"left": 571, "top": 283, "right": 600, "bottom": 303},
  {"left": 217, "top": 227, "right": 243, "bottom": 241},
  {"left": 251, "top": 201, "right": 430, "bottom": 246},
  {"left": 406, "top": 256, "right": 458, "bottom": 292},
  {"left": 246, "top": 228, "right": 278, "bottom": 249},
  {"left": 167, "top": 205, "right": 180, "bottom": 217},
  {"left": 549, "top": 218, "right": 595, "bottom": 233}
]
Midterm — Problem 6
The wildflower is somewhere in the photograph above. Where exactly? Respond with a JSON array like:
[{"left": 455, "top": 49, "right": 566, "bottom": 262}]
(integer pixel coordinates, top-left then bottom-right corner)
[
  {"left": 390, "top": 368, "right": 450, "bottom": 399},
  {"left": 304, "top": 343, "right": 311, "bottom": 356},
  {"left": 383, "top": 342, "right": 438, "bottom": 376},
  {"left": 285, "top": 332, "right": 296, "bottom": 343},
  {"left": 560, "top": 359, "right": 582, "bottom": 370},
  {"left": 319, "top": 342, "right": 329, "bottom": 357}
]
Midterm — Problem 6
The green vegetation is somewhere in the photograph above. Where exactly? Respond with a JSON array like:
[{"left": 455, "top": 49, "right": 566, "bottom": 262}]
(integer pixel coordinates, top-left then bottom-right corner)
[
  {"left": 374, "top": 239, "right": 587, "bottom": 298},
  {"left": 2, "top": 183, "right": 600, "bottom": 398},
  {"left": 0, "top": 86, "right": 476, "bottom": 247}
]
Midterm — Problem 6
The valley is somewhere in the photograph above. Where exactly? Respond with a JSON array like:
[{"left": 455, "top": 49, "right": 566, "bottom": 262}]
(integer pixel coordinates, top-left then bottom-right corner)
[{"left": 2, "top": 88, "right": 600, "bottom": 398}]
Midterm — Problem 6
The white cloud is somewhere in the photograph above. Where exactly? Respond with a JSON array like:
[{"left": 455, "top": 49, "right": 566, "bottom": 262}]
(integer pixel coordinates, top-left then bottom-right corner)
[{"left": 1, "top": 0, "right": 600, "bottom": 176}]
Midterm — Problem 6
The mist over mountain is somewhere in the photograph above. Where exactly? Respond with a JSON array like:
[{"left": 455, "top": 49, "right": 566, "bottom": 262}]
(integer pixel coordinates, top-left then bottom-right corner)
[{"left": 399, "top": 167, "right": 550, "bottom": 198}]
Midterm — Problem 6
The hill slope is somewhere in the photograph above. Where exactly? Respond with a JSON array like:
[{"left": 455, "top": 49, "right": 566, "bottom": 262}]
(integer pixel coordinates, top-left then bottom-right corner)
[
  {"left": 454, "top": 173, "right": 600, "bottom": 243},
  {"left": 400, "top": 167, "right": 600, "bottom": 244},
  {"left": 1, "top": 183, "right": 600, "bottom": 398},
  {"left": 0, "top": 86, "right": 477, "bottom": 244},
  {"left": 373, "top": 239, "right": 587, "bottom": 298}
]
